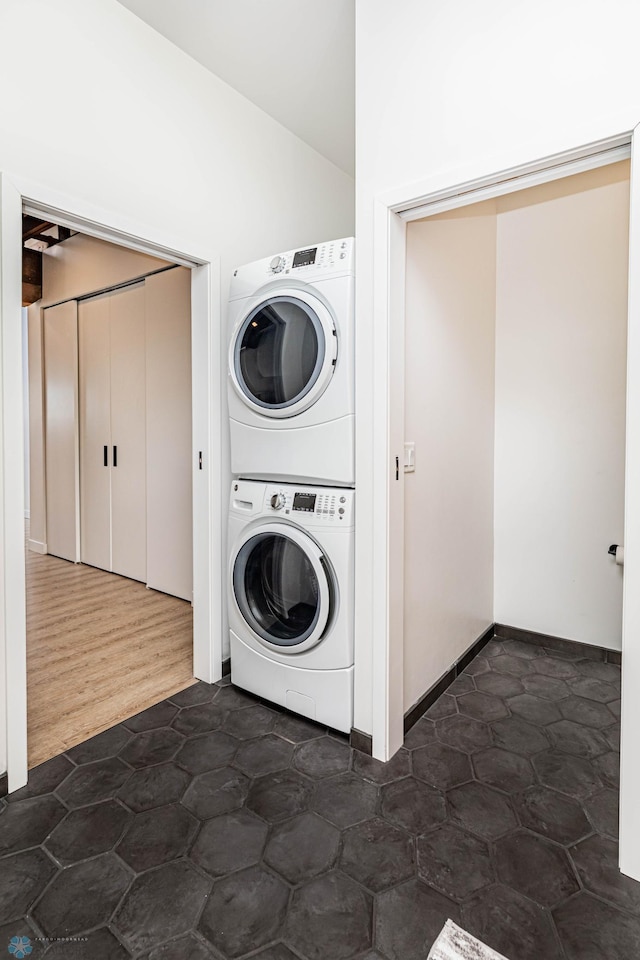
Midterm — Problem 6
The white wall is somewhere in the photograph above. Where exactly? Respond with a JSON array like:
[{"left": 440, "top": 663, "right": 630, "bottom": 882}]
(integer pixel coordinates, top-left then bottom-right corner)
[
  {"left": 494, "top": 165, "right": 629, "bottom": 649},
  {"left": 404, "top": 209, "right": 496, "bottom": 710}
]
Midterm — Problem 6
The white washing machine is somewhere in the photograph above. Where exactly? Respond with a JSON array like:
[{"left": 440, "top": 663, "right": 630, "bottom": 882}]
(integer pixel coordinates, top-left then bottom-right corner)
[
  {"left": 227, "top": 238, "right": 355, "bottom": 486},
  {"left": 228, "top": 479, "right": 354, "bottom": 732}
]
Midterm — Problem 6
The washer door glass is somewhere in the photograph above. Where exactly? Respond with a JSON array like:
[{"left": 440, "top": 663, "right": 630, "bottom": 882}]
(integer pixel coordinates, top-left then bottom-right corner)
[
  {"left": 233, "top": 529, "right": 330, "bottom": 648},
  {"left": 233, "top": 295, "right": 334, "bottom": 414}
]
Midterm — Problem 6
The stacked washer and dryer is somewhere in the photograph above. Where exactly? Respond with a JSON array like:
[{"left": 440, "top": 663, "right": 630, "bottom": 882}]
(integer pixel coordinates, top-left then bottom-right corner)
[{"left": 226, "top": 239, "right": 355, "bottom": 732}]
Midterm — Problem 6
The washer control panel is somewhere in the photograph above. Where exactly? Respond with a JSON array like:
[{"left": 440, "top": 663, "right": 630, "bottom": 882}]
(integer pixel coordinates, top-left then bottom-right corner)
[
  {"left": 263, "top": 484, "right": 354, "bottom": 524},
  {"left": 265, "top": 237, "right": 354, "bottom": 277}
]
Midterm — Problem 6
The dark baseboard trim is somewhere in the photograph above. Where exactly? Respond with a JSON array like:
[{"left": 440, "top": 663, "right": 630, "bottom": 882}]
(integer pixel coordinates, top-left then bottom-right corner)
[
  {"left": 350, "top": 728, "right": 373, "bottom": 756},
  {"left": 222, "top": 658, "right": 231, "bottom": 677},
  {"left": 494, "top": 623, "right": 622, "bottom": 666},
  {"left": 403, "top": 623, "right": 495, "bottom": 735}
]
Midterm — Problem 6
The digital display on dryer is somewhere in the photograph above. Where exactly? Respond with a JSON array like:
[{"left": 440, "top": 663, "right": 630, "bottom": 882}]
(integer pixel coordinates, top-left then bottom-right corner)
[
  {"left": 292, "top": 247, "right": 317, "bottom": 268},
  {"left": 292, "top": 492, "right": 316, "bottom": 512}
]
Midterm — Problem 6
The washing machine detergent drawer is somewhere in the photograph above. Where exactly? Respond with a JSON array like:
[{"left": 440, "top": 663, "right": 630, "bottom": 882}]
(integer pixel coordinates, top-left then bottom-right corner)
[{"left": 230, "top": 630, "right": 354, "bottom": 733}]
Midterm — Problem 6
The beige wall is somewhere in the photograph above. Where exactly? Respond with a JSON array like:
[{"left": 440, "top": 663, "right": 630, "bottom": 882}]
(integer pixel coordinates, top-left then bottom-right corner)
[
  {"left": 494, "top": 163, "right": 629, "bottom": 649},
  {"left": 404, "top": 208, "right": 496, "bottom": 711}
]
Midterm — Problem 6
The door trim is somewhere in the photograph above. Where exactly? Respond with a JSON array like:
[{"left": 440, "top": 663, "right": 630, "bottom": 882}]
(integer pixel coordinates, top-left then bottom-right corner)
[
  {"left": 1, "top": 174, "right": 222, "bottom": 791},
  {"left": 361, "top": 128, "right": 639, "bottom": 876}
]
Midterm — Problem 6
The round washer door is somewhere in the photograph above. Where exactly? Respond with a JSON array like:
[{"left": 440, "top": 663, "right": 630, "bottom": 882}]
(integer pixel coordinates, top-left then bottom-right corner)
[
  {"left": 232, "top": 524, "right": 333, "bottom": 653},
  {"left": 229, "top": 289, "right": 337, "bottom": 418}
]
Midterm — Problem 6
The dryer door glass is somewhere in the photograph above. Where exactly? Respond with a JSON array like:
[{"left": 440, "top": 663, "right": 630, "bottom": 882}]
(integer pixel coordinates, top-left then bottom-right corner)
[
  {"left": 235, "top": 297, "right": 326, "bottom": 409},
  {"left": 233, "top": 531, "right": 329, "bottom": 646}
]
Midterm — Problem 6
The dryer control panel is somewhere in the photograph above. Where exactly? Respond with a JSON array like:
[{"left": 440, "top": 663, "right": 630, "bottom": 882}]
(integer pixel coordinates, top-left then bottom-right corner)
[{"left": 265, "top": 483, "right": 354, "bottom": 525}]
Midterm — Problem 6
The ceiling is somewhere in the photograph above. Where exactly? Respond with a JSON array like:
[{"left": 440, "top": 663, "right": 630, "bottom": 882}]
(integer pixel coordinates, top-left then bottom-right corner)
[{"left": 116, "top": 0, "right": 355, "bottom": 177}]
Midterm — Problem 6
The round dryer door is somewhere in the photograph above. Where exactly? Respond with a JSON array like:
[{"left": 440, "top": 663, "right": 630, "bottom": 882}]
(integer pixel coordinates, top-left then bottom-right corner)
[
  {"left": 229, "top": 290, "right": 337, "bottom": 418},
  {"left": 232, "top": 524, "right": 334, "bottom": 653}
]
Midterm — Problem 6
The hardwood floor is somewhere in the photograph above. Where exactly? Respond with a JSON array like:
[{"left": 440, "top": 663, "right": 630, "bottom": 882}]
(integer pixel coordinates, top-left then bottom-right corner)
[{"left": 26, "top": 537, "right": 195, "bottom": 767}]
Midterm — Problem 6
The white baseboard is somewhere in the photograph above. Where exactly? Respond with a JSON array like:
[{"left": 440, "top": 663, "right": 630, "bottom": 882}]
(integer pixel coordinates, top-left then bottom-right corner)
[{"left": 28, "top": 539, "right": 47, "bottom": 555}]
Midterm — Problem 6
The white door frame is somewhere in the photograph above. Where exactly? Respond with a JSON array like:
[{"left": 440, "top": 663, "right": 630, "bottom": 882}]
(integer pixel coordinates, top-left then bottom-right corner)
[
  {"left": 1, "top": 173, "right": 223, "bottom": 792},
  {"left": 362, "top": 127, "right": 640, "bottom": 880}
]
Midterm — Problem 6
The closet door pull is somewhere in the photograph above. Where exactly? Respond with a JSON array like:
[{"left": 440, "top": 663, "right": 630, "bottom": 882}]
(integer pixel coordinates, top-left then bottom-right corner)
[
  {"left": 103, "top": 445, "right": 108, "bottom": 467},
  {"left": 113, "top": 445, "right": 118, "bottom": 467}
]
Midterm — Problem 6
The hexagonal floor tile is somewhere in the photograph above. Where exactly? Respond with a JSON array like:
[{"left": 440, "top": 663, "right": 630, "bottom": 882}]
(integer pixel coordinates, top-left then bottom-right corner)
[
  {"left": 436, "top": 716, "right": 491, "bottom": 754},
  {"left": 123, "top": 701, "right": 178, "bottom": 732},
  {"left": 462, "top": 883, "right": 563, "bottom": 960},
  {"left": 190, "top": 808, "right": 268, "bottom": 877},
  {"left": 495, "top": 831, "right": 579, "bottom": 907},
  {"left": 570, "top": 834, "right": 640, "bottom": 914},
  {"left": 557, "top": 695, "right": 616, "bottom": 729},
  {"left": 213, "top": 684, "right": 258, "bottom": 710},
  {"left": 553, "top": 891, "right": 640, "bottom": 960},
  {"left": 264, "top": 812, "right": 339, "bottom": 883},
  {"left": 583, "top": 787, "right": 619, "bottom": 839},
  {"left": 46, "top": 799, "right": 131, "bottom": 865},
  {"left": 42, "top": 927, "right": 130, "bottom": 959},
  {"left": 546, "top": 719, "right": 609, "bottom": 759},
  {"left": 506, "top": 693, "right": 562, "bottom": 726},
  {"left": 473, "top": 747, "right": 534, "bottom": 793},
  {"left": 352, "top": 748, "right": 411, "bottom": 784},
  {"left": 65, "top": 727, "right": 131, "bottom": 766},
  {"left": 417, "top": 823, "right": 494, "bottom": 901},
  {"left": 246, "top": 769, "right": 314, "bottom": 822},
  {"left": 457, "top": 692, "right": 509, "bottom": 723},
  {"left": 568, "top": 676, "right": 619, "bottom": 703},
  {"left": 119, "top": 728, "right": 184, "bottom": 768},
  {"left": 138, "top": 933, "right": 214, "bottom": 960},
  {"left": 117, "top": 763, "right": 189, "bottom": 813},
  {"left": 513, "top": 785, "right": 591, "bottom": 845},
  {"left": 412, "top": 742, "right": 472, "bottom": 790},
  {"left": 340, "top": 817, "right": 414, "bottom": 892},
  {"left": 529, "top": 656, "right": 578, "bottom": 679},
  {"left": 168, "top": 681, "right": 218, "bottom": 707},
  {"left": 285, "top": 871, "right": 373, "bottom": 960},
  {"left": 474, "top": 672, "right": 525, "bottom": 699},
  {"left": 182, "top": 766, "right": 250, "bottom": 820},
  {"left": 533, "top": 750, "right": 604, "bottom": 799},
  {"left": 502, "top": 640, "right": 545, "bottom": 660},
  {"left": 448, "top": 782, "right": 517, "bottom": 840},
  {"left": 311, "top": 771, "right": 378, "bottom": 828},
  {"left": 574, "top": 660, "right": 621, "bottom": 685},
  {"left": 293, "top": 737, "right": 352, "bottom": 779},
  {"left": 273, "top": 713, "right": 326, "bottom": 744},
  {"left": 490, "top": 716, "right": 549, "bottom": 756},
  {"left": 375, "top": 878, "right": 459, "bottom": 960},
  {"left": 423, "top": 694, "right": 457, "bottom": 720},
  {"left": 33, "top": 853, "right": 132, "bottom": 937},
  {"left": 245, "top": 947, "right": 301, "bottom": 960},
  {"left": 0, "top": 849, "right": 57, "bottom": 924},
  {"left": 380, "top": 777, "right": 446, "bottom": 834},
  {"left": 605, "top": 725, "right": 621, "bottom": 752},
  {"left": 114, "top": 861, "right": 210, "bottom": 954},
  {"left": 7, "top": 758, "right": 73, "bottom": 804},
  {"left": 171, "top": 701, "right": 227, "bottom": 737},
  {"left": 221, "top": 704, "right": 278, "bottom": 740},
  {"left": 56, "top": 757, "right": 132, "bottom": 809},
  {"left": 116, "top": 803, "right": 198, "bottom": 872},
  {"left": 234, "top": 734, "right": 294, "bottom": 777},
  {"left": 0, "top": 794, "right": 66, "bottom": 856},
  {"left": 447, "top": 674, "right": 475, "bottom": 695},
  {"left": 594, "top": 750, "right": 620, "bottom": 788},
  {"left": 175, "top": 730, "right": 239, "bottom": 776},
  {"left": 489, "top": 654, "right": 532, "bottom": 677},
  {"left": 200, "top": 865, "right": 289, "bottom": 958},
  {"left": 462, "top": 655, "right": 490, "bottom": 676},
  {"left": 403, "top": 717, "right": 437, "bottom": 749},
  {"left": 521, "top": 674, "right": 569, "bottom": 701}
]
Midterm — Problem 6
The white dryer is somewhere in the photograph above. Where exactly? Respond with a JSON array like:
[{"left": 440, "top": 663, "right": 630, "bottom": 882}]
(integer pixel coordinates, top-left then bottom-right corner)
[
  {"left": 228, "top": 479, "right": 354, "bottom": 733},
  {"left": 227, "top": 238, "right": 355, "bottom": 486}
]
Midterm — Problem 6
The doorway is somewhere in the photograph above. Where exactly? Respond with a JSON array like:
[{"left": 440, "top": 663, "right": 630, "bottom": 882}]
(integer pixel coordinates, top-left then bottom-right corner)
[
  {"left": 26, "top": 228, "right": 196, "bottom": 765},
  {"left": 0, "top": 178, "right": 222, "bottom": 792}
]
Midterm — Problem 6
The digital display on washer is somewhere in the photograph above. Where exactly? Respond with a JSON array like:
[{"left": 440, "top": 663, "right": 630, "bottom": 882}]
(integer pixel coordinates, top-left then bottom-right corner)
[
  {"left": 292, "top": 247, "right": 317, "bottom": 268},
  {"left": 292, "top": 492, "right": 317, "bottom": 512}
]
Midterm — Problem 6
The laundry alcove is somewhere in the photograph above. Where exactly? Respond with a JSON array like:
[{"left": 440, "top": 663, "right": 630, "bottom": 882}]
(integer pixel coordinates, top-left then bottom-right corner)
[{"left": 402, "top": 160, "right": 629, "bottom": 715}]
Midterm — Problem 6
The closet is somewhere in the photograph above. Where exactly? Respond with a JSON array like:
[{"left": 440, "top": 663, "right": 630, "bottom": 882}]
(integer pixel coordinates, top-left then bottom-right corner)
[
  {"left": 43, "top": 266, "right": 192, "bottom": 601},
  {"left": 402, "top": 161, "right": 630, "bottom": 713}
]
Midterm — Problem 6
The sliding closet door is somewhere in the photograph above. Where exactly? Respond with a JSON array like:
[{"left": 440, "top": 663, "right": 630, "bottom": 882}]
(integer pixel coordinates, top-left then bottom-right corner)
[
  {"left": 44, "top": 300, "right": 79, "bottom": 562},
  {"left": 109, "top": 284, "right": 146, "bottom": 582},
  {"left": 79, "top": 294, "right": 111, "bottom": 571}
]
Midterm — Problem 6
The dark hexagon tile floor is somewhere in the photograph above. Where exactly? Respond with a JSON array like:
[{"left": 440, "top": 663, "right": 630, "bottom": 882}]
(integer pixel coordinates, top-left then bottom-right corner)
[{"left": 1, "top": 637, "right": 639, "bottom": 959}]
